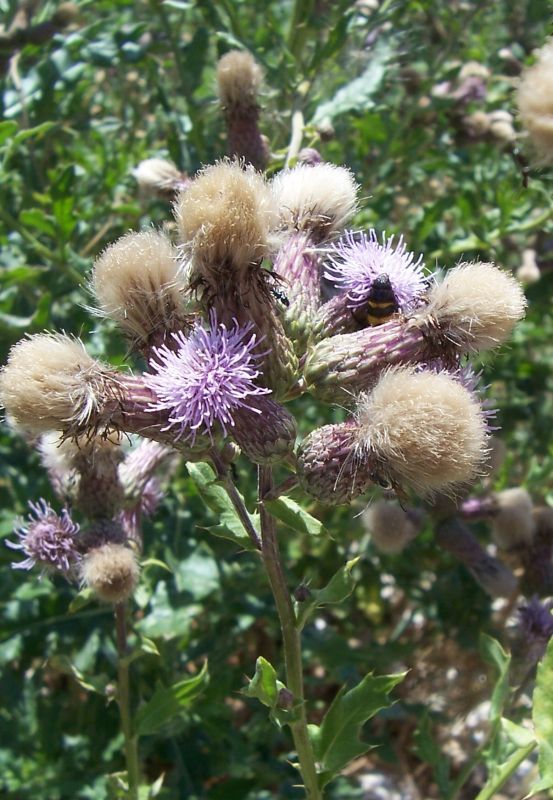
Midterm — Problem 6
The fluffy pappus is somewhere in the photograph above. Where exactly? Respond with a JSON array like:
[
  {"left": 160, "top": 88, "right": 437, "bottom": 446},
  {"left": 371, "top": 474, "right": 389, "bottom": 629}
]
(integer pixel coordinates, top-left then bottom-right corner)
[
  {"left": 0, "top": 333, "right": 122, "bottom": 437},
  {"left": 91, "top": 230, "right": 191, "bottom": 349}
]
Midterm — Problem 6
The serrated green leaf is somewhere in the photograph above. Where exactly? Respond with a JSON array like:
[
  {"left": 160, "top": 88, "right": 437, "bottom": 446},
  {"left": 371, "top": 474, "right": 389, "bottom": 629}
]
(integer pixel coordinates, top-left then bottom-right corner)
[
  {"left": 242, "top": 657, "right": 279, "bottom": 708},
  {"left": 311, "top": 671, "right": 405, "bottom": 786},
  {"left": 135, "top": 661, "right": 208, "bottom": 736},
  {"left": 187, "top": 461, "right": 259, "bottom": 551},
  {"left": 480, "top": 634, "right": 511, "bottom": 724},
  {"left": 296, "top": 558, "right": 360, "bottom": 630},
  {"left": 311, "top": 41, "right": 391, "bottom": 126},
  {"left": 530, "top": 637, "right": 553, "bottom": 793},
  {"left": 264, "top": 496, "right": 324, "bottom": 536}
]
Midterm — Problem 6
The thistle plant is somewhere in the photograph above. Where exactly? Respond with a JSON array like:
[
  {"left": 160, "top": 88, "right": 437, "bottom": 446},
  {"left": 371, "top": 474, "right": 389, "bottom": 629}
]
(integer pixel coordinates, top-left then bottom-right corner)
[
  {"left": 1, "top": 37, "right": 541, "bottom": 800},
  {"left": 0, "top": 146, "right": 527, "bottom": 796}
]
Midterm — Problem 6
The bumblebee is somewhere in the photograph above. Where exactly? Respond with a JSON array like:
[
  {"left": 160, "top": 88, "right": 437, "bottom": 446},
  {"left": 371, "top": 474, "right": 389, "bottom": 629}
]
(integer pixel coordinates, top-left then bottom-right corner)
[{"left": 352, "top": 273, "right": 398, "bottom": 327}]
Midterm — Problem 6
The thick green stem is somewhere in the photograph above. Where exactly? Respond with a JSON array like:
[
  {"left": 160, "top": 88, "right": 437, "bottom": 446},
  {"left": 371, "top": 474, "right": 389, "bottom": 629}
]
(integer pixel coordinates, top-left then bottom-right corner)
[
  {"left": 115, "top": 603, "right": 140, "bottom": 800},
  {"left": 473, "top": 741, "right": 536, "bottom": 800},
  {"left": 258, "top": 466, "right": 322, "bottom": 800}
]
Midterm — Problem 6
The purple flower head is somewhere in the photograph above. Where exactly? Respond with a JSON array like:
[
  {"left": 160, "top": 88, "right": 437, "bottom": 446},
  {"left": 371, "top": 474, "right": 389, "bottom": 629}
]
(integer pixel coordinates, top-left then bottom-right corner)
[
  {"left": 519, "top": 596, "right": 553, "bottom": 649},
  {"left": 324, "top": 229, "right": 427, "bottom": 312},
  {"left": 144, "top": 311, "right": 271, "bottom": 442},
  {"left": 6, "top": 499, "right": 80, "bottom": 573}
]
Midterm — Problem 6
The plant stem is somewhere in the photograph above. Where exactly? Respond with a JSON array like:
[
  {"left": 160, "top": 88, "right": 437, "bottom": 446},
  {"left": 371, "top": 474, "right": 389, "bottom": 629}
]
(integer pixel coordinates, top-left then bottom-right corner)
[
  {"left": 258, "top": 466, "right": 322, "bottom": 800},
  {"left": 473, "top": 741, "right": 536, "bottom": 800},
  {"left": 115, "top": 603, "right": 140, "bottom": 800},
  {"left": 210, "top": 450, "right": 262, "bottom": 550}
]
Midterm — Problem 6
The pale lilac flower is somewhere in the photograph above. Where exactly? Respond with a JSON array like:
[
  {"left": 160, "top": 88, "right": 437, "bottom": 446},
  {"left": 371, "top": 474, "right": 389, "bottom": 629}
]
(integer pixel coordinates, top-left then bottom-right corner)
[
  {"left": 325, "top": 229, "right": 427, "bottom": 312},
  {"left": 144, "top": 312, "right": 271, "bottom": 443},
  {"left": 6, "top": 499, "right": 80, "bottom": 573}
]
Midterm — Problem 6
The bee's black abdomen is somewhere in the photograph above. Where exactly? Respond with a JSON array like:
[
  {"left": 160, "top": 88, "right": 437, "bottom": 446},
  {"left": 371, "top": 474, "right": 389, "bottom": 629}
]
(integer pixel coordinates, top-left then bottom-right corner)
[{"left": 365, "top": 273, "right": 399, "bottom": 326}]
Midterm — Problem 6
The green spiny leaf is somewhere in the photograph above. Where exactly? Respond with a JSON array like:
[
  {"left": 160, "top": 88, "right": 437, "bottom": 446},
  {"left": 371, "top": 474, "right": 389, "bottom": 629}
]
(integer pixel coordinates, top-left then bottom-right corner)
[
  {"left": 135, "top": 661, "right": 209, "bottom": 737},
  {"left": 311, "top": 670, "right": 405, "bottom": 786}
]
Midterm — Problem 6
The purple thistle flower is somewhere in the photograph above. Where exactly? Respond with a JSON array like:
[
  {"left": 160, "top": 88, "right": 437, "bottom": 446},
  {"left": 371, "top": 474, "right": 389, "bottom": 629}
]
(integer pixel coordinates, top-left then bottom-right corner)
[
  {"left": 144, "top": 311, "right": 271, "bottom": 443},
  {"left": 324, "top": 229, "right": 427, "bottom": 312},
  {"left": 6, "top": 499, "right": 80, "bottom": 573}
]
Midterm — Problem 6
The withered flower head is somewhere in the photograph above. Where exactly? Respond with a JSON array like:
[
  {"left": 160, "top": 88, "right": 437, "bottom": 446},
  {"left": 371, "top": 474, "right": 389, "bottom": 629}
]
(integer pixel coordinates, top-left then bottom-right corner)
[
  {"left": 517, "top": 38, "right": 553, "bottom": 164},
  {"left": 422, "top": 261, "right": 526, "bottom": 352},
  {"left": 0, "top": 333, "right": 119, "bottom": 435},
  {"left": 272, "top": 163, "right": 358, "bottom": 242},
  {"left": 175, "top": 160, "right": 277, "bottom": 294},
  {"left": 355, "top": 366, "right": 489, "bottom": 495},
  {"left": 92, "top": 230, "right": 189, "bottom": 348},
  {"left": 80, "top": 542, "right": 139, "bottom": 604},
  {"left": 217, "top": 50, "right": 263, "bottom": 110}
]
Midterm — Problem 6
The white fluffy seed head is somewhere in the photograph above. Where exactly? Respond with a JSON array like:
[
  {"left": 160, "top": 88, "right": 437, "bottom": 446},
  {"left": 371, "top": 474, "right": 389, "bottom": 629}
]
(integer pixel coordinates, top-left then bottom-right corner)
[
  {"left": 133, "top": 158, "right": 185, "bottom": 194},
  {"left": 80, "top": 543, "right": 139, "bottom": 603},
  {"left": 423, "top": 262, "right": 526, "bottom": 352},
  {"left": 362, "top": 499, "right": 418, "bottom": 554},
  {"left": 491, "top": 487, "right": 535, "bottom": 550},
  {"left": 217, "top": 50, "right": 263, "bottom": 109},
  {"left": 0, "top": 334, "right": 113, "bottom": 435},
  {"left": 175, "top": 160, "right": 278, "bottom": 278},
  {"left": 92, "top": 230, "right": 186, "bottom": 346},
  {"left": 517, "top": 39, "right": 553, "bottom": 164},
  {"left": 271, "top": 163, "right": 358, "bottom": 242},
  {"left": 356, "top": 367, "right": 489, "bottom": 495}
]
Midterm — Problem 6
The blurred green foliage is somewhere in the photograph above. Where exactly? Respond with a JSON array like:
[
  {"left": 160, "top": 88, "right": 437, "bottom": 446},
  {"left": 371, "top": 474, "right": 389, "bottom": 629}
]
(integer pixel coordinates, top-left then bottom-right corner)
[{"left": 1, "top": 0, "right": 553, "bottom": 797}]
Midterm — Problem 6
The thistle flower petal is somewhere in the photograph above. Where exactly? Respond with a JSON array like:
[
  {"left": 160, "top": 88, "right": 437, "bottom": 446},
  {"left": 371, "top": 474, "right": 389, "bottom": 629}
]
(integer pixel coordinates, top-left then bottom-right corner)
[{"left": 144, "top": 312, "right": 270, "bottom": 443}]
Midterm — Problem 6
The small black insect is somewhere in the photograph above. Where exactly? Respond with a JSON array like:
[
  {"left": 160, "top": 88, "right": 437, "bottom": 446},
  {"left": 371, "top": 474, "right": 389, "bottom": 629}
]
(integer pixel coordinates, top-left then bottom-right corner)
[
  {"left": 270, "top": 287, "right": 290, "bottom": 308},
  {"left": 352, "top": 273, "right": 399, "bottom": 327}
]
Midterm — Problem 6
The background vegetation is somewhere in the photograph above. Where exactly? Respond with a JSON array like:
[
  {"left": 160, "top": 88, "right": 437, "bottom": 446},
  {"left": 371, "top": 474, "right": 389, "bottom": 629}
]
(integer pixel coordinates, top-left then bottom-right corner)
[{"left": 0, "top": 1, "right": 552, "bottom": 798}]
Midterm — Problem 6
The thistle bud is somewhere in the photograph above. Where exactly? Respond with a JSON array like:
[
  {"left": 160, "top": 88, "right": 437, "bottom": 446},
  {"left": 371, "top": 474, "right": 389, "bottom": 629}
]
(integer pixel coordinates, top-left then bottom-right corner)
[
  {"left": 517, "top": 39, "right": 553, "bottom": 164},
  {"left": 216, "top": 50, "right": 268, "bottom": 170},
  {"left": 362, "top": 500, "right": 419, "bottom": 554},
  {"left": 80, "top": 542, "right": 140, "bottom": 604},
  {"left": 133, "top": 158, "right": 190, "bottom": 199},
  {"left": 422, "top": 262, "right": 526, "bottom": 353},
  {"left": 91, "top": 230, "right": 189, "bottom": 350},
  {"left": 231, "top": 396, "right": 297, "bottom": 464},
  {"left": 0, "top": 334, "right": 119, "bottom": 435},
  {"left": 299, "top": 368, "right": 488, "bottom": 503},
  {"left": 175, "top": 160, "right": 297, "bottom": 397},
  {"left": 491, "top": 488, "right": 535, "bottom": 550}
]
